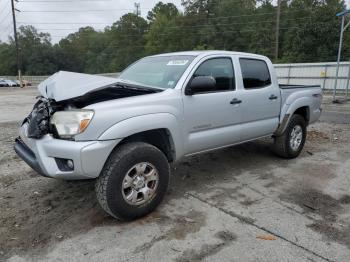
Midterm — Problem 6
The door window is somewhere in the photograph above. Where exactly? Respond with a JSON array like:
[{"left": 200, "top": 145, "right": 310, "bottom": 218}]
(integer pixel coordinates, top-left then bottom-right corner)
[
  {"left": 193, "top": 58, "right": 235, "bottom": 92},
  {"left": 239, "top": 58, "right": 271, "bottom": 89}
]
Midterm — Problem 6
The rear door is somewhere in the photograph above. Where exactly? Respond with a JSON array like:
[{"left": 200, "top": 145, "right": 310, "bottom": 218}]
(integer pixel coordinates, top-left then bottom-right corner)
[
  {"left": 182, "top": 56, "right": 243, "bottom": 155},
  {"left": 238, "top": 57, "right": 281, "bottom": 141}
]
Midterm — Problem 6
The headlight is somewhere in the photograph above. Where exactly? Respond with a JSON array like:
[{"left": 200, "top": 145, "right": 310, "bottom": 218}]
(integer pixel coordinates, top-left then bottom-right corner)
[{"left": 50, "top": 110, "right": 94, "bottom": 139}]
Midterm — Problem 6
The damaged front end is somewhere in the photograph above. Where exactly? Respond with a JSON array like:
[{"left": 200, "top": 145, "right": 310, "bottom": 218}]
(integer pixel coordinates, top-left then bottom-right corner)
[
  {"left": 24, "top": 97, "right": 62, "bottom": 139},
  {"left": 23, "top": 71, "right": 160, "bottom": 140},
  {"left": 14, "top": 71, "right": 162, "bottom": 179}
]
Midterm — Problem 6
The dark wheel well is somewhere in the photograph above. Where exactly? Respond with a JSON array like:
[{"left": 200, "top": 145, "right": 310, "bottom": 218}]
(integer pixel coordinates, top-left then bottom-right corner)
[
  {"left": 294, "top": 106, "right": 310, "bottom": 124},
  {"left": 118, "top": 129, "right": 175, "bottom": 162},
  {"left": 273, "top": 114, "right": 307, "bottom": 159}
]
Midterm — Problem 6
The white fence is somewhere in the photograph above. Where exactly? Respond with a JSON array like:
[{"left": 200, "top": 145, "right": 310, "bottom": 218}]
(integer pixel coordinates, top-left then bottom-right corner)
[
  {"left": 2, "top": 62, "right": 350, "bottom": 92},
  {"left": 0, "top": 75, "right": 48, "bottom": 86},
  {"left": 275, "top": 62, "right": 350, "bottom": 92},
  {"left": 0, "top": 73, "right": 121, "bottom": 86}
]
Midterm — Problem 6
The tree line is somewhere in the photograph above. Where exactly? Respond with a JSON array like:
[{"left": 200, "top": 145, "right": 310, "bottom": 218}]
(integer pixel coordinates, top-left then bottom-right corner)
[{"left": 0, "top": 0, "right": 349, "bottom": 76}]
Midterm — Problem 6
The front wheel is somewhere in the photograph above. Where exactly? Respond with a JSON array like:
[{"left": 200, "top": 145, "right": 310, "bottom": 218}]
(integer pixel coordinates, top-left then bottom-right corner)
[
  {"left": 273, "top": 114, "right": 307, "bottom": 159},
  {"left": 95, "top": 142, "right": 170, "bottom": 220}
]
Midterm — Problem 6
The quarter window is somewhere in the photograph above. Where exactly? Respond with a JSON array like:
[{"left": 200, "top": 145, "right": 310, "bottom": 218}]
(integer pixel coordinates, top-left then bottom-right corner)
[
  {"left": 193, "top": 58, "right": 235, "bottom": 91},
  {"left": 239, "top": 58, "right": 271, "bottom": 89}
]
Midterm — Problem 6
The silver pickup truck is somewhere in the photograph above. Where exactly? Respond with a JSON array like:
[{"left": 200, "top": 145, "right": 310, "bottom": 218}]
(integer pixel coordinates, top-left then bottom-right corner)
[{"left": 14, "top": 51, "right": 322, "bottom": 220}]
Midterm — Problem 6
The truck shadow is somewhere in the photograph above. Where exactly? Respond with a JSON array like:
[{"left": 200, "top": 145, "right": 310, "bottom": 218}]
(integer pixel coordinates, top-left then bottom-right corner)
[{"left": 1, "top": 139, "right": 289, "bottom": 259}]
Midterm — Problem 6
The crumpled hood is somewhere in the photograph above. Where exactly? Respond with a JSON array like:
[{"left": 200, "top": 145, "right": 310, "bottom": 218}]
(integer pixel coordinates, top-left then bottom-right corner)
[{"left": 38, "top": 71, "right": 118, "bottom": 101}]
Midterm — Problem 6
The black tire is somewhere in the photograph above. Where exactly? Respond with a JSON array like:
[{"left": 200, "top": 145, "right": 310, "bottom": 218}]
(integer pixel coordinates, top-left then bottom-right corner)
[
  {"left": 95, "top": 142, "right": 170, "bottom": 220},
  {"left": 273, "top": 114, "right": 307, "bottom": 159}
]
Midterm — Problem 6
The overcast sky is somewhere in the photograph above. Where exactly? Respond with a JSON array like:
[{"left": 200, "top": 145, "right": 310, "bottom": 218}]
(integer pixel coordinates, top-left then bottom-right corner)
[
  {"left": 0, "top": 0, "right": 349, "bottom": 44},
  {"left": 0, "top": 0, "right": 183, "bottom": 43}
]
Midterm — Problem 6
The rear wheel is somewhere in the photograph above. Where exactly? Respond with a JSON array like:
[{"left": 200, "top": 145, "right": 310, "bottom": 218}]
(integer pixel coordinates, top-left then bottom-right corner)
[
  {"left": 95, "top": 142, "right": 170, "bottom": 220},
  {"left": 273, "top": 114, "right": 307, "bottom": 159}
]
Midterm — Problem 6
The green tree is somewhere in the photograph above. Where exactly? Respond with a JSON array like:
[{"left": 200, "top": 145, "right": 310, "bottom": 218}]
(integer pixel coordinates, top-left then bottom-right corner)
[
  {"left": 147, "top": 2, "right": 179, "bottom": 22},
  {"left": 16, "top": 25, "right": 58, "bottom": 75},
  {"left": 0, "top": 42, "right": 16, "bottom": 75},
  {"left": 58, "top": 27, "right": 103, "bottom": 72},
  {"left": 106, "top": 13, "right": 148, "bottom": 71},
  {"left": 279, "top": 0, "right": 346, "bottom": 62},
  {"left": 145, "top": 3, "right": 183, "bottom": 54},
  {"left": 1, "top": 0, "right": 349, "bottom": 76}
]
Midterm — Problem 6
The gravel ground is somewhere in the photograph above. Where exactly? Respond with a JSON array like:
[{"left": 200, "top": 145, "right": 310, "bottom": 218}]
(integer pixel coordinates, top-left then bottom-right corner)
[{"left": 0, "top": 87, "right": 349, "bottom": 262}]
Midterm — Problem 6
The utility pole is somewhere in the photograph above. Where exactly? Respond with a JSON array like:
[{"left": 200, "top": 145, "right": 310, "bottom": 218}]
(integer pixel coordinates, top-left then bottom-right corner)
[
  {"left": 10, "top": 0, "right": 22, "bottom": 87},
  {"left": 275, "top": 0, "right": 281, "bottom": 61},
  {"left": 134, "top": 3, "right": 140, "bottom": 16}
]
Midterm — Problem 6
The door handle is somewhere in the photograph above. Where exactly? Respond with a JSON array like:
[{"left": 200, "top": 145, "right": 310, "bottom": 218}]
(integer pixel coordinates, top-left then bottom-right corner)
[
  {"left": 230, "top": 98, "right": 242, "bottom": 105},
  {"left": 269, "top": 94, "right": 278, "bottom": 100}
]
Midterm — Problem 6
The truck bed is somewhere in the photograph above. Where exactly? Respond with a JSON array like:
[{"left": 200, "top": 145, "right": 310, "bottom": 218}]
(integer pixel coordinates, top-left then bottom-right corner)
[{"left": 278, "top": 84, "right": 323, "bottom": 125}]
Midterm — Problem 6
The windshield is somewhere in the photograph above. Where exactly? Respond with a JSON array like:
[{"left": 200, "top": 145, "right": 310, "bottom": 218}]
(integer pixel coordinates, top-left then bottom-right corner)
[{"left": 119, "top": 55, "right": 195, "bottom": 89}]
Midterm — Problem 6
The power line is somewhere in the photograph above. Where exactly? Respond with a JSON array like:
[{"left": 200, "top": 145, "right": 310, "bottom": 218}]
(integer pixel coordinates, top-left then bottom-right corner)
[
  {"left": 18, "top": 0, "right": 112, "bottom": 2},
  {"left": 18, "top": 9, "right": 306, "bottom": 17},
  {"left": 0, "top": 10, "right": 11, "bottom": 26},
  {"left": 0, "top": 0, "right": 11, "bottom": 17},
  {"left": 20, "top": 7, "right": 154, "bottom": 12},
  {"left": 181, "top": 10, "right": 312, "bottom": 21},
  {"left": 15, "top": 41, "right": 280, "bottom": 50},
  {"left": 18, "top": 21, "right": 114, "bottom": 24},
  {"left": 28, "top": 15, "right": 329, "bottom": 43},
  {"left": 3, "top": 19, "right": 13, "bottom": 33},
  {"left": 17, "top": 16, "right": 314, "bottom": 28},
  {"left": 15, "top": 0, "right": 251, "bottom": 5},
  {"left": 2, "top": 25, "right": 13, "bottom": 40},
  {"left": 31, "top": 17, "right": 313, "bottom": 31},
  {"left": 45, "top": 23, "right": 331, "bottom": 39}
]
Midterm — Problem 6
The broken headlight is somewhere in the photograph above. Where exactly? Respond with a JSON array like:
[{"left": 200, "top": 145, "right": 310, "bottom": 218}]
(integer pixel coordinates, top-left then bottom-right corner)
[{"left": 50, "top": 110, "right": 94, "bottom": 139}]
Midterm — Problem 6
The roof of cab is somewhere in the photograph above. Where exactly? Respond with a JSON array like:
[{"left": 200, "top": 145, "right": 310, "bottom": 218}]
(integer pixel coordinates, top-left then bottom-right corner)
[{"left": 151, "top": 50, "right": 269, "bottom": 60}]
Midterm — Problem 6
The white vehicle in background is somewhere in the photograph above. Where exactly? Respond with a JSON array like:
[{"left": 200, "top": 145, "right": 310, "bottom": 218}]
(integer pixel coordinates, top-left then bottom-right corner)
[
  {"left": 0, "top": 79, "right": 7, "bottom": 87},
  {"left": 0, "top": 79, "right": 18, "bottom": 87}
]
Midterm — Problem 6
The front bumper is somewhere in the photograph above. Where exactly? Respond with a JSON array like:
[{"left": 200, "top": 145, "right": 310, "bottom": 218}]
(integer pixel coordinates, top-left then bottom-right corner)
[
  {"left": 15, "top": 123, "right": 120, "bottom": 180},
  {"left": 14, "top": 137, "right": 47, "bottom": 177}
]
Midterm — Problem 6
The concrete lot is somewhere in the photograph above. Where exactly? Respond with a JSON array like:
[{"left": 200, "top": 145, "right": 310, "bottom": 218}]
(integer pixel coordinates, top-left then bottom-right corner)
[{"left": 0, "top": 87, "right": 349, "bottom": 262}]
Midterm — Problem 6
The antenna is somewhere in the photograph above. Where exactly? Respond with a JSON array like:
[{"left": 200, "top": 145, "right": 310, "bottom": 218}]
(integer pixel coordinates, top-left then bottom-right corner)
[{"left": 134, "top": 3, "right": 140, "bottom": 16}]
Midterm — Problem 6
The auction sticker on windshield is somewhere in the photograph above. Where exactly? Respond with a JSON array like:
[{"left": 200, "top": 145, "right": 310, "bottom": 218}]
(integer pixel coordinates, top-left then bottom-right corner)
[{"left": 167, "top": 60, "right": 189, "bottom": 66}]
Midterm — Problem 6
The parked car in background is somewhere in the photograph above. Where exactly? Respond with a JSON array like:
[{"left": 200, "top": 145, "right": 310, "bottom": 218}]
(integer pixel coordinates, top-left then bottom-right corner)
[
  {"left": 1, "top": 79, "right": 18, "bottom": 87},
  {"left": 15, "top": 51, "right": 323, "bottom": 220},
  {"left": 9, "top": 80, "right": 19, "bottom": 87},
  {"left": 0, "top": 79, "right": 7, "bottom": 87}
]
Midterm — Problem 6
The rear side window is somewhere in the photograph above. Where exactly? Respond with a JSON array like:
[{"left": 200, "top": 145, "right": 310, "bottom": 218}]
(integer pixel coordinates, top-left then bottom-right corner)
[
  {"left": 239, "top": 58, "right": 271, "bottom": 89},
  {"left": 194, "top": 58, "right": 235, "bottom": 91}
]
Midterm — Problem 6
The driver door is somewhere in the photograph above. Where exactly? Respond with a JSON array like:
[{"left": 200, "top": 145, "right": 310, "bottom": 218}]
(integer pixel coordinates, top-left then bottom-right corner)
[{"left": 182, "top": 57, "right": 243, "bottom": 155}]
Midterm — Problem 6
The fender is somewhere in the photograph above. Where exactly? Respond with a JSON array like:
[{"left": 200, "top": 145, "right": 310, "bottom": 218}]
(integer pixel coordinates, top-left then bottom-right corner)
[
  {"left": 275, "top": 96, "right": 311, "bottom": 136},
  {"left": 98, "top": 113, "right": 184, "bottom": 160}
]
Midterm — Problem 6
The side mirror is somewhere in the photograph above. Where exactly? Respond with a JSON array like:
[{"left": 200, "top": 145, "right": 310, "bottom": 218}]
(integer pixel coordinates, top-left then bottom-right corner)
[{"left": 185, "top": 76, "right": 216, "bottom": 95}]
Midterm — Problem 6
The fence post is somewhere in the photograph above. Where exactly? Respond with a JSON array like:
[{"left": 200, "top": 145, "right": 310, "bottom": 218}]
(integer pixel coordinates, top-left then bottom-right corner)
[
  {"left": 322, "top": 64, "right": 328, "bottom": 90},
  {"left": 334, "top": 16, "right": 345, "bottom": 101},
  {"left": 287, "top": 65, "right": 291, "bottom": 85},
  {"left": 346, "top": 61, "right": 350, "bottom": 97}
]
